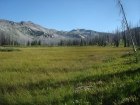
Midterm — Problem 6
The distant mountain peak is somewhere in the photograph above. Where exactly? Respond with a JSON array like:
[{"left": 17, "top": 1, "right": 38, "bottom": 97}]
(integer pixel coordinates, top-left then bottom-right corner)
[{"left": 0, "top": 19, "right": 112, "bottom": 45}]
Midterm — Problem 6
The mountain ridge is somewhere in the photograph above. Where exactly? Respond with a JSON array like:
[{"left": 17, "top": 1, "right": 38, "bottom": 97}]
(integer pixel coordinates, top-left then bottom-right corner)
[{"left": 0, "top": 19, "right": 111, "bottom": 45}]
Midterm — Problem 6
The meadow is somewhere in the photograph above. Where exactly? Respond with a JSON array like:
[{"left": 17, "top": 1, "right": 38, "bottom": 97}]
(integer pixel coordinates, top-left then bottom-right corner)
[{"left": 0, "top": 46, "right": 140, "bottom": 105}]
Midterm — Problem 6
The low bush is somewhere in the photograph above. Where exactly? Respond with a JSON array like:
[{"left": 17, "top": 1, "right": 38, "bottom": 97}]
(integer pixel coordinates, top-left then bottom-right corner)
[{"left": 0, "top": 48, "right": 20, "bottom": 52}]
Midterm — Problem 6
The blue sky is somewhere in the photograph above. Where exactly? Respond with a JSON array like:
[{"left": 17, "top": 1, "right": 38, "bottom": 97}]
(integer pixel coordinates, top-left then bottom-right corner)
[{"left": 0, "top": 0, "right": 140, "bottom": 32}]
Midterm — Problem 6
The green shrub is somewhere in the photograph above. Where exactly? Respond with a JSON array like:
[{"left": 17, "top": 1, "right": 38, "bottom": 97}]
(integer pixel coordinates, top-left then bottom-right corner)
[{"left": 0, "top": 48, "right": 20, "bottom": 52}]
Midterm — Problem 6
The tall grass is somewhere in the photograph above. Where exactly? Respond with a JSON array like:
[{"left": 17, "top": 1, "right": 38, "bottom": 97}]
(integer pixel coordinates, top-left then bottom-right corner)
[{"left": 0, "top": 46, "right": 140, "bottom": 104}]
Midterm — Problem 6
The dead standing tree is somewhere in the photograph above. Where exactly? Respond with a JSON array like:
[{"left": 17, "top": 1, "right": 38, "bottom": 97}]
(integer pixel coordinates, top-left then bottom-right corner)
[{"left": 117, "top": 0, "right": 137, "bottom": 52}]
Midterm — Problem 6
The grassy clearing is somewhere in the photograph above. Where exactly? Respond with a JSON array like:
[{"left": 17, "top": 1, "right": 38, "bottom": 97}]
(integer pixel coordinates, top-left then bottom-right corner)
[{"left": 0, "top": 46, "right": 140, "bottom": 105}]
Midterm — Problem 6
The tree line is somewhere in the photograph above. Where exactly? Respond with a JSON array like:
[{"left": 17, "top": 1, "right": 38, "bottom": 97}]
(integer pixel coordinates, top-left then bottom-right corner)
[
  {"left": 58, "top": 26, "right": 140, "bottom": 47},
  {"left": 0, "top": 26, "right": 140, "bottom": 47}
]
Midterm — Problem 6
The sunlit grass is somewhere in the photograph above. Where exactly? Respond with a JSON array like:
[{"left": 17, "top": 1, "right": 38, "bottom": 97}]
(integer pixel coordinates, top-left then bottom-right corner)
[{"left": 0, "top": 46, "right": 140, "bottom": 104}]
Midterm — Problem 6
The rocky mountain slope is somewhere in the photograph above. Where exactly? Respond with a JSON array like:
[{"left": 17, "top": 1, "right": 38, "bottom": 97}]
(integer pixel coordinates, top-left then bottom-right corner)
[{"left": 0, "top": 19, "right": 109, "bottom": 45}]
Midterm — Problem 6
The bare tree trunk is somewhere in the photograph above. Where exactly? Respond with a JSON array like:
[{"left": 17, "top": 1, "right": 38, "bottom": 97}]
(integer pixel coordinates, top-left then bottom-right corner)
[{"left": 117, "top": 0, "right": 137, "bottom": 52}]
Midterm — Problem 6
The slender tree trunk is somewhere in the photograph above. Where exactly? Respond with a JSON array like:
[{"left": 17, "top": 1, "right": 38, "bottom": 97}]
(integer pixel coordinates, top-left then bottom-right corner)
[{"left": 117, "top": 0, "right": 137, "bottom": 52}]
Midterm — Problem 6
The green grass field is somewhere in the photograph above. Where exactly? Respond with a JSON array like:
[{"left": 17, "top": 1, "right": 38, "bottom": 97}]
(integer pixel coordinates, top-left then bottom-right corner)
[{"left": 0, "top": 46, "right": 140, "bottom": 105}]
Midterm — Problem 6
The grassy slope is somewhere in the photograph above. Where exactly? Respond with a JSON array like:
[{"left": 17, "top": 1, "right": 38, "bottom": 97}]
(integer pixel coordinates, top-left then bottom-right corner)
[{"left": 0, "top": 46, "right": 140, "bottom": 105}]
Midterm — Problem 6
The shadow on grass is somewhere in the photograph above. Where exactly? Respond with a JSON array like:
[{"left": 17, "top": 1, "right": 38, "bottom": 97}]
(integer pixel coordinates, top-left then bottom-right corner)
[
  {"left": 26, "top": 67, "right": 140, "bottom": 104},
  {"left": 23, "top": 66, "right": 140, "bottom": 89},
  {"left": 1, "top": 67, "right": 140, "bottom": 105}
]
